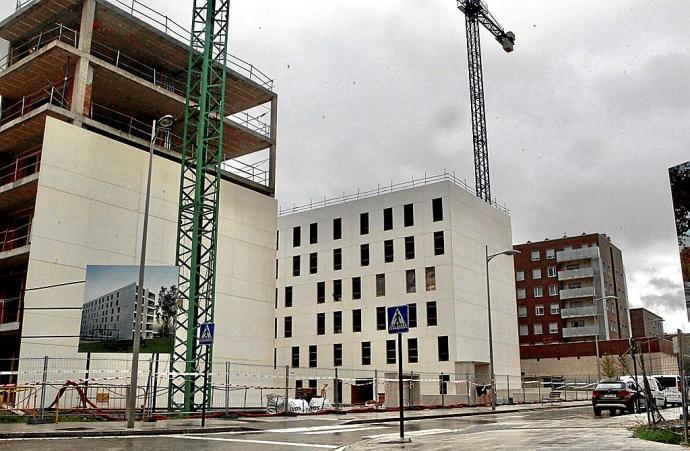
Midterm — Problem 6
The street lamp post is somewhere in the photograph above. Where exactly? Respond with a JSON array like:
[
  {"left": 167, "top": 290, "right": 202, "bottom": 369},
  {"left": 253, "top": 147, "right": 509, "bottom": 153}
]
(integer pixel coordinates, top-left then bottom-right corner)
[
  {"left": 643, "top": 318, "right": 665, "bottom": 374},
  {"left": 592, "top": 295, "right": 618, "bottom": 382},
  {"left": 486, "top": 246, "right": 521, "bottom": 411},
  {"left": 126, "top": 114, "right": 174, "bottom": 429}
]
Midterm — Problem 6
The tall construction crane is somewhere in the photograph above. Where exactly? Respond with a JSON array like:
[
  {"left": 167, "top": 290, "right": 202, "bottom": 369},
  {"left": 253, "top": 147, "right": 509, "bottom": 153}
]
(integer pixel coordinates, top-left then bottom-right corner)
[
  {"left": 456, "top": 0, "right": 514, "bottom": 204},
  {"left": 168, "top": 0, "right": 230, "bottom": 412}
]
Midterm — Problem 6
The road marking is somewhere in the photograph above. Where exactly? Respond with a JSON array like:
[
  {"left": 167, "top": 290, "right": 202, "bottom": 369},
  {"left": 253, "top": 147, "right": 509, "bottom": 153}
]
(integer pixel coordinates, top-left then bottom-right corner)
[
  {"left": 264, "top": 424, "right": 383, "bottom": 433},
  {"left": 302, "top": 426, "right": 388, "bottom": 435},
  {"left": 164, "top": 434, "right": 337, "bottom": 449},
  {"left": 364, "top": 428, "right": 452, "bottom": 439}
]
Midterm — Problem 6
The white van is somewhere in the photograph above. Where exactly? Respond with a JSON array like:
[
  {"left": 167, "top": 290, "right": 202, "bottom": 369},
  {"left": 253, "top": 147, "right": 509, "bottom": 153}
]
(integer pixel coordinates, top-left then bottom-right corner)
[
  {"left": 620, "top": 376, "right": 665, "bottom": 407},
  {"left": 652, "top": 375, "right": 684, "bottom": 407}
]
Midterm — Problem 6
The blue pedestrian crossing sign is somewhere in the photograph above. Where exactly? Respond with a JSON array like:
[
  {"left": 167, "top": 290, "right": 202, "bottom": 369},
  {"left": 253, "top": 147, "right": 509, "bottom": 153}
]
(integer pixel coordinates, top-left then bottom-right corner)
[
  {"left": 198, "top": 323, "right": 215, "bottom": 346},
  {"left": 387, "top": 305, "right": 409, "bottom": 334}
]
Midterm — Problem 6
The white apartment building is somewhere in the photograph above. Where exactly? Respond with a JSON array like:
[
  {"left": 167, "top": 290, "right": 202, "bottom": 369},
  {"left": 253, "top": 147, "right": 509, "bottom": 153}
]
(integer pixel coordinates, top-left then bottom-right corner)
[
  {"left": 275, "top": 177, "right": 521, "bottom": 405},
  {"left": 79, "top": 283, "right": 156, "bottom": 342}
]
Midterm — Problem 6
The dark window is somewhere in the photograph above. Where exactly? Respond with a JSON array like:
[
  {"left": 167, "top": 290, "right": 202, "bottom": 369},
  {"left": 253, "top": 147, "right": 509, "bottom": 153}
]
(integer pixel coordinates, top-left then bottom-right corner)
[
  {"left": 376, "top": 274, "right": 386, "bottom": 297},
  {"left": 404, "top": 203, "right": 414, "bottom": 227},
  {"left": 361, "top": 342, "right": 371, "bottom": 365},
  {"left": 285, "top": 286, "right": 293, "bottom": 307},
  {"left": 310, "top": 223, "right": 318, "bottom": 244},
  {"left": 274, "top": 318, "right": 277, "bottom": 338},
  {"left": 408, "top": 338, "right": 418, "bottom": 363},
  {"left": 427, "top": 301, "right": 438, "bottom": 326},
  {"left": 333, "top": 344, "right": 343, "bottom": 367},
  {"left": 293, "top": 226, "right": 301, "bottom": 247},
  {"left": 333, "top": 279, "right": 342, "bottom": 301},
  {"left": 386, "top": 339, "right": 396, "bottom": 364},
  {"left": 384, "top": 239, "right": 394, "bottom": 263},
  {"left": 432, "top": 198, "right": 443, "bottom": 222},
  {"left": 292, "top": 256, "right": 300, "bottom": 277},
  {"left": 276, "top": 230, "right": 279, "bottom": 250},
  {"left": 434, "top": 231, "right": 445, "bottom": 256},
  {"left": 317, "top": 281, "right": 325, "bottom": 304},
  {"left": 360, "top": 212, "right": 369, "bottom": 235},
  {"left": 309, "top": 345, "right": 317, "bottom": 368},
  {"left": 333, "top": 311, "right": 342, "bottom": 334},
  {"left": 425, "top": 266, "right": 436, "bottom": 291},
  {"left": 284, "top": 316, "right": 292, "bottom": 338},
  {"left": 383, "top": 207, "right": 393, "bottom": 231},
  {"left": 405, "top": 236, "right": 415, "bottom": 259},
  {"left": 376, "top": 306, "right": 386, "bottom": 330},
  {"left": 317, "top": 313, "right": 325, "bottom": 335},
  {"left": 408, "top": 303, "right": 417, "bottom": 328},
  {"left": 333, "top": 248, "right": 342, "bottom": 270},
  {"left": 438, "top": 336, "right": 449, "bottom": 361},
  {"left": 353, "top": 309, "right": 362, "bottom": 332},
  {"left": 309, "top": 252, "right": 317, "bottom": 274},
  {"left": 360, "top": 244, "right": 370, "bottom": 266},
  {"left": 352, "top": 277, "right": 362, "bottom": 300},
  {"left": 275, "top": 288, "right": 278, "bottom": 309},
  {"left": 333, "top": 218, "right": 342, "bottom": 240},
  {"left": 275, "top": 259, "right": 279, "bottom": 279},
  {"left": 406, "top": 269, "right": 416, "bottom": 294},
  {"left": 439, "top": 374, "right": 450, "bottom": 395},
  {"left": 291, "top": 346, "right": 300, "bottom": 367}
]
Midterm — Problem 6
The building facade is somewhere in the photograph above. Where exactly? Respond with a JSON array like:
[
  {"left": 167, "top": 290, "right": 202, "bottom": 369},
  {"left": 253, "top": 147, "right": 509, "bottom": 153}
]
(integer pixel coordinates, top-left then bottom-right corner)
[
  {"left": 0, "top": 0, "right": 278, "bottom": 383},
  {"left": 629, "top": 307, "right": 664, "bottom": 339},
  {"left": 275, "top": 177, "right": 521, "bottom": 404},
  {"left": 513, "top": 234, "right": 630, "bottom": 347},
  {"left": 79, "top": 283, "right": 155, "bottom": 342}
]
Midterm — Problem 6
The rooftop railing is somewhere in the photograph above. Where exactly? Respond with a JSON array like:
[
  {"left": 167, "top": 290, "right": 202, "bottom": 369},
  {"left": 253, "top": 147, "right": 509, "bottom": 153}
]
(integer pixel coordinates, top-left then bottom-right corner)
[
  {"left": 279, "top": 171, "right": 510, "bottom": 216},
  {"left": 0, "top": 150, "right": 41, "bottom": 186},
  {"left": 0, "top": 23, "right": 78, "bottom": 71}
]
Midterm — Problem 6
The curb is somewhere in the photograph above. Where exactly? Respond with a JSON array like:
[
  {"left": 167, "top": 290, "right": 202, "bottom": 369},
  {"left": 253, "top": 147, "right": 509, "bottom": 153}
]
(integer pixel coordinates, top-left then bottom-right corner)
[
  {"left": 342, "top": 401, "right": 590, "bottom": 425},
  {"left": 0, "top": 425, "right": 256, "bottom": 440}
]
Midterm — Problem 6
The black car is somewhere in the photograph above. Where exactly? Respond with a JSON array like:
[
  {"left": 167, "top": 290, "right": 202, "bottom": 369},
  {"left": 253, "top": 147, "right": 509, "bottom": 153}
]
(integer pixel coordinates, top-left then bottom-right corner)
[{"left": 592, "top": 380, "right": 645, "bottom": 416}]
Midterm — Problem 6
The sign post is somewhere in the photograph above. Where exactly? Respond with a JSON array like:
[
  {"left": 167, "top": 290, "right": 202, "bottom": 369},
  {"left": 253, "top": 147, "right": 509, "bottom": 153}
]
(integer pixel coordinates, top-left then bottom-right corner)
[
  {"left": 387, "top": 306, "right": 409, "bottom": 442},
  {"left": 199, "top": 323, "right": 214, "bottom": 426}
]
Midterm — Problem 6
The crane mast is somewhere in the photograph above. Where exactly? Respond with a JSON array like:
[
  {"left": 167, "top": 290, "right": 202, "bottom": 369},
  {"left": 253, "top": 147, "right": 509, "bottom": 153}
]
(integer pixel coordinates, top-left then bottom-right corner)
[
  {"left": 168, "top": 0, "right": 230, "bottom": 412},
  {"left": 456, "top": 0, "right": 514, "bottom": 204}
]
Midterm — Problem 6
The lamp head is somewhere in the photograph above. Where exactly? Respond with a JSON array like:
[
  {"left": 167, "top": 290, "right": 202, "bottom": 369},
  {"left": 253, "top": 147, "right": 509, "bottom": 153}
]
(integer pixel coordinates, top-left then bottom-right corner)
[{"left": 158, "top": 114, "right": 174, "bottom": 130}]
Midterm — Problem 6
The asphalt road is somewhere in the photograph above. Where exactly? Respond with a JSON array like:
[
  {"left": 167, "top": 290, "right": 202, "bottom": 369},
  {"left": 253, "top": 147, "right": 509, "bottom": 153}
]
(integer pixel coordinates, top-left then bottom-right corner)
[{"left": 0, "top": 406, "right": 682, "bottom": 450}]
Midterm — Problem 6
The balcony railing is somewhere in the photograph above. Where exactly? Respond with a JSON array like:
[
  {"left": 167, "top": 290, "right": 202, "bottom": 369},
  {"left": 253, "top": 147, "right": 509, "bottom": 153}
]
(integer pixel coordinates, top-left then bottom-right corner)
[
  {"left": 0, "top": 218, "right": 32, "bottom": 253},
  {"left": 0, "top": 82, "right": 71, "bottom": 126},
  {"left": 557, "top": 267, "right": 594, "bottom": 281},
  {"left": 0, "top": 151, "right": 41, "bottom": 186},
  {"left": 90, "top": 40, "right": 187, "bottom": 97},
  {"left": 0, "top": 23, "right": 79, "bottom": 70},
  {"left": 0, "top": 297, "right": 21, "bottom": 328},
  {"left": 560, "top": 306, "right": 596, "bottom": 319},
  {"left": 89, "top": 103, "right": 269, "bottom": 187},
  {"left": 562, "top": 325, "right": 598, "bottom": 338},
  {"left": 556, "top": 247, "right": 599, "bottom": 262},
  {"left": 559, "top": 286, "right": 595, "bottom": 300}
]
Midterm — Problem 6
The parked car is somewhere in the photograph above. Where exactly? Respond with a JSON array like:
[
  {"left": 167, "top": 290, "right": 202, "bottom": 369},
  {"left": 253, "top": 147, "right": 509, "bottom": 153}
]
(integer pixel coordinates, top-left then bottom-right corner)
[
  {"left": 592, "top": 380, "right": 645, "bottom": 416},
  {"left": 652, "top": 375, "right": 685, "bottom": 407},
  {"left": 620, "top": 376, "right": 665, "bottom": 408}
]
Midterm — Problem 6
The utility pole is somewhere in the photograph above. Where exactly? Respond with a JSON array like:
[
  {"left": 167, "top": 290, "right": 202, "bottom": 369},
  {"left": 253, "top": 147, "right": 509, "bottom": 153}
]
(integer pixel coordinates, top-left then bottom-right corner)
[{"left": 679, "top": 329, "right": 688, "bottom": 443}]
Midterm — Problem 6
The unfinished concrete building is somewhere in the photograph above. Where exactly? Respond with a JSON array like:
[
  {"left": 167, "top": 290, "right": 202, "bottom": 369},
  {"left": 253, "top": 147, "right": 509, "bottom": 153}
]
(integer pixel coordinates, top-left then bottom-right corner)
[{"left": 0, "top": 0, "right": 278, "bottom": 383}]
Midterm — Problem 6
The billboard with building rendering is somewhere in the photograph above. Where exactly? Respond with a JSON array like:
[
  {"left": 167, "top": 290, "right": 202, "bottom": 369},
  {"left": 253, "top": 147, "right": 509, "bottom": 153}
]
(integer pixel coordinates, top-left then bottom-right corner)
[
  {"left": 669, "top": 161, "right": 690, "bottom": 321},
  {"left": 78, "top": 265, "right": 179, "bottom": 353}
]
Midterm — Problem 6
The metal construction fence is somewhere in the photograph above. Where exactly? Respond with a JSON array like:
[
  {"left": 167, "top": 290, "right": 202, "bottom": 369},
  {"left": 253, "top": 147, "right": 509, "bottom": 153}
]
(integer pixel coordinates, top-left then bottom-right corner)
[{"left": 0, "top": 356, "right": 644, "bottom": 420}]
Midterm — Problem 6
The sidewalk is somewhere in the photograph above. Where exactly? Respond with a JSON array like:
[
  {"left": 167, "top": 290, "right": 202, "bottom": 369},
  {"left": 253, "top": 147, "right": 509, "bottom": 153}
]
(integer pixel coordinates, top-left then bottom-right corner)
[{"left": 0, "top": 400, "right": 590, "bottom": 439}]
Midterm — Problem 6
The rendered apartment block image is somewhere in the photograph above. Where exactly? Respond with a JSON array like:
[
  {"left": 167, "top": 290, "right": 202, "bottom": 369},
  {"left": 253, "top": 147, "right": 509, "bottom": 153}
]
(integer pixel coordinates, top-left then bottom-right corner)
[
  {"left": 513, "top": 233, "right": 630, "bottom": 346},
  {"left": 275, "top": 177, "right": 521, "bottom": 404},
  {"left": 0, "top": 0, "right": 278, "bottom": 383},
  {"left": 79, "top": 283, "right": 155, "bottom": 342}
]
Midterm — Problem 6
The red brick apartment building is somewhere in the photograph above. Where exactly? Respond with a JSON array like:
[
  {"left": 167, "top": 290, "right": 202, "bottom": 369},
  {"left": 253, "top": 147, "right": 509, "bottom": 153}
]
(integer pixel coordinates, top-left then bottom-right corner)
[{"left": 513, "top": 233, "right": 631, "bottom": 347}]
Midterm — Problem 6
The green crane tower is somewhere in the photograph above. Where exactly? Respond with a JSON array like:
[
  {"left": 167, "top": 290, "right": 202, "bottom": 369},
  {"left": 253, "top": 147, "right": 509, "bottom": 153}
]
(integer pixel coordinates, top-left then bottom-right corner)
[{"left": 168, "top": 0, "right": 230, "bottom": 412}]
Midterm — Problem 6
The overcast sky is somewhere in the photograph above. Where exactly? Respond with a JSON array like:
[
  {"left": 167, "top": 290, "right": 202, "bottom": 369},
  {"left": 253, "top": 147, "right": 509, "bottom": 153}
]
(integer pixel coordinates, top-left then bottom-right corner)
[{"left": 3, "top": 0, "right": 688, "bottom": 333}]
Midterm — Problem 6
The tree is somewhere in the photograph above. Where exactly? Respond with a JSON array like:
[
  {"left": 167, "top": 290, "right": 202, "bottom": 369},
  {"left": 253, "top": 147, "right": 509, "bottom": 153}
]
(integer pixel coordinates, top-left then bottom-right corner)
[
  {"left": 157, "top": 285, "right": 179, "bottom": 336},
  {"left": 601, "top": 355, "right": 623, "bottom": 379},
  {"left": 669, "top": 162, "right": 690, "bottom": 246}
]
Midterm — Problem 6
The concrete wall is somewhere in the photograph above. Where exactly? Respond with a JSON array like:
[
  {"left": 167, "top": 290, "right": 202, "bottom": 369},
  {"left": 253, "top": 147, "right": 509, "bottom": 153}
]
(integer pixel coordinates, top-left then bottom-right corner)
[{"left": 18, "top": 117, "right": 277, "bottom": 372}]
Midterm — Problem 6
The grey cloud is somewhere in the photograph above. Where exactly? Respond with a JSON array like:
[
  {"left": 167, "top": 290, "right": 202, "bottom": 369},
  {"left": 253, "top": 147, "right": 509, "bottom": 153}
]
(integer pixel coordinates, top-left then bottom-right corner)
[{"left": 640, "top": 292, "right": 685, "bottom": 312}]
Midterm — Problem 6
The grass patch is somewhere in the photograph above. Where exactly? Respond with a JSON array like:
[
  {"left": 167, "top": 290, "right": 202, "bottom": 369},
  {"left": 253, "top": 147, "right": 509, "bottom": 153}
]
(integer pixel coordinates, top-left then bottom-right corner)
[
  {"left": 0, "top": 413, "right": 29, "bottom": 423},
  {"left": 78, "top": 336, "right": 173, "bottom": 353},
  {"left": 633, "top": 426, "right": 682, "bottom": 445}
]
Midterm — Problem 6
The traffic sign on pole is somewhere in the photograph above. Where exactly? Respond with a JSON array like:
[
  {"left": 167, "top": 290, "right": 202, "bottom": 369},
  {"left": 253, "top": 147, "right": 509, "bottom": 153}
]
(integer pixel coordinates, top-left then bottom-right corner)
[
  {"left": 199, "top": 323, "right": 214, "bottom": 346},
  {"left": 387, "top": 306, "right": 409, "bottom": 334}
]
